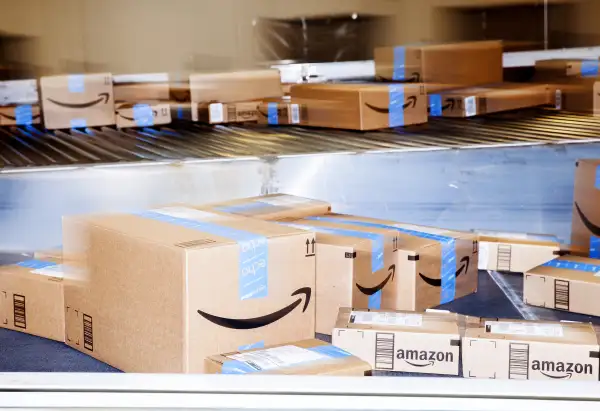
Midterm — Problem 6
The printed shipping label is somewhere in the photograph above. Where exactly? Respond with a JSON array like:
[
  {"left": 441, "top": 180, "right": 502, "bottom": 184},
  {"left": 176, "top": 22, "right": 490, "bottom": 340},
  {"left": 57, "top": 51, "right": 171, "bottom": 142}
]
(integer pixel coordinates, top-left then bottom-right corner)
[
  {"left": 464, "top": 96, "right": 477, "bottom": 117},
  {"left": 350, "top": 311, "right": 423, "bottom": 327},
  {"left": 151, "top": 207, "right": 220, "bottom": 221},
  {"left": 32, "top": 264, "right": 64, "bottom": 278},
  {"left": 478, "top": 242, "right": 489, "bottom": 269},
  {"left": 290, "top": 104, "right": 300, "bottom": 124},
  {"left": 209, "top": 103, "right": 224, "bottom": 123},
  {"left": 227, "top": 345, "right": 326, "bottom": 371},
  {"left": 555, "top": 90, "right": 562, "bottom": 110},
  {"left": 485, "top": 321, "right": 564, "bottom": 338}
]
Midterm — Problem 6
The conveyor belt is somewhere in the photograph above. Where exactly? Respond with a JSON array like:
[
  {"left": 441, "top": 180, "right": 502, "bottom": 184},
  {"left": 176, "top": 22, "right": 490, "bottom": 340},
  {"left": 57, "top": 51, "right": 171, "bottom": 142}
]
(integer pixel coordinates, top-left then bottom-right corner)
[{"left": 1, "top": 108, "right": 599, "bottom": 170}]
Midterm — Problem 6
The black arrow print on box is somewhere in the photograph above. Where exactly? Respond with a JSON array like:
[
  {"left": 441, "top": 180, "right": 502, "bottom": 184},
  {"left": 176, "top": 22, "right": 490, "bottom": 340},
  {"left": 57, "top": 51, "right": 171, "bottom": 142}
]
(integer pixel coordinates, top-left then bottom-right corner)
[
  {"left": 47, "top": 92, "right": 110, "bottom": 109},
  {"left": 305, "top": 238, "right": 315, "bottom": 256},
  {"left": 540, "top": 371, "right": 572, "bottom": 380},
  {"left": 405, "top": 360, "right": 435, "bottom": 368},
  {"left": 419, "top": 256, "right": 469, "bottom": 287},
  {"left": 378, "top": 72, "right": 421, "bottom": 83},
  {"left": 356, "top": 264, "right": 395, "bottom": 295},
  {"left": 365, "top": 96, "right": 417, "bottom": 114},
  {"left": 197, "top": 287, "right": 311, "bottom": 330},
  {"left": 574, "top": 202, "right": 600, "bottom": 237},
  {"left": 117, "top": 110, "right": 158, "bottom": 122},
  {"left": 0, "top": 112, "right": 41, "bottom": 121}
]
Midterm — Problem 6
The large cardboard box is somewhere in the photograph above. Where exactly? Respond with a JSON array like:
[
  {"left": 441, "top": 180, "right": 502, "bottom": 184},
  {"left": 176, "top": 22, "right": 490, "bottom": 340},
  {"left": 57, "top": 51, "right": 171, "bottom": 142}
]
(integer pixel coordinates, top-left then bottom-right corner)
[
  {"left": 206, "top": 339, "right": 371, "bottom": 376},
  {"left": 289, "top": 83, "right": 428, "bottom": 130},
  {"left": 115, "top": 102, "right": 171, "bottom": 128},
  {"left": 304, "top": 215, "right": 479, "bottom": 312},
  {"left": 463, "top": 318, "right": 600, "bottom": 381},
  {"left": 374, "top": 46, "right": 422, "bottom": 82},
  {"left": 571, "top": 159, "right": 600, "bottom": 257},
  {"left": 40, "top": 73, "right": 115, "bottom": 129},
  {"left": 0, "top": 79, "right": 39, "bottom": 106},
  {"left": 535, "top": 59, "right": 600, "bottom": 81},
  {"left": 332, "top": 308, "right": 476, "bottom": 376},
  {"left": 523, "top": 256, "right": 600, "bottom": 317},
  {"left": 195, "top": 101, "right": 260, "bottom": 124},
  {"left": 62, "top": 206, "right": 316, "bottom": 373},
  {"left": 200, "top": 194, "right": 331, "bottom": 222},
  {"left": 113, "top": 73, "right": 170, "bottom": 103},
  {"left": 0, "top": 259, "right": 64, "bottom": 342},
  {"left": 0, "top": 105, "right": 41, "bottom": 126},
  {"left": 189, "top": 70, "right": 283, "bottom": 105},
  {"left": 476, "top": 230, "right": 561, "bottom": 273},
  {"left": 552, "top": 79, "right": 600, "bottom": 115}
]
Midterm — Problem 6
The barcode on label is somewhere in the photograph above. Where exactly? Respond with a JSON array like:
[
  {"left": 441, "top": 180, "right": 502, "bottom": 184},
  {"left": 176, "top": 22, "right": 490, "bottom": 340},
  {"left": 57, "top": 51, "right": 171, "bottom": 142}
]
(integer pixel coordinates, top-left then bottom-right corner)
[
  {"left": 555, "top": 90, "right": 562, "bottom": 110},
  {"left": 290, "top": 104, "right": 300, "bottom": 124},
  {"left": 374, "top": 332, "right": 395, "bottom": 370},
  {"left": 209, "top": 103, "right": 224, "bottom": 123},
  {"left": 227, "top": 104, "right": 237, "bottom": 122},
  {"left": 508, "top": 342, "right": 530, "bottom": 380},
  {"left": 83, "top": 314, "right": 93, "bottom": 351},
  {"left": 464, "top": 96, "right": 477, "bottom": 117},
  {"left": 13, "top": 295, "right": 26, "bottom": 329},
  {"left": 554, "top": 279, "right": 570, "bottom": 311}
]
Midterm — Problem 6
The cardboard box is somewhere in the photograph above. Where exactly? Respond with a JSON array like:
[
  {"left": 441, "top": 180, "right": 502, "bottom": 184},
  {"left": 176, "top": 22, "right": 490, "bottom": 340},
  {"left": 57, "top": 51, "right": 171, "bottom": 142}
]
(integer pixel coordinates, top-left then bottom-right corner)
[
  {"left": 0, "top": 259, "right": 64, "bottom": 342},
  {"left": 113, "top": 73, "right": 170, "bottom": 103},
  {"left": 189, "top": 69, "right": 283, "bottom": 104},
  {"left": 303, "top": 215, "right": 479, "bottom": 313},
  {"left": 200, "top": 194, "right": 331, "bottom": 221},
  {"left": 463, "top": 318, "right": 600, "bottom": 381},
  {"left": 289, "top": 83, "right": 428, "bottom": 130},
  {"left": 535, "top": 59, "right": 600, "bottom": 81},
  {"left": 476, "top": 230, "right": 562, "bottom": 273},
  {"left": 256, "top": 100, "right": 307, "bottom": 126},
  {"left": 62, "top": 206, "right": 316, "bottom": 373},
  {"left": 171, "top": 103, "right": 194, "bottom": 121},
  {"left": 552, "top": 80, "right": 600, "bottom": 115},
  {"left": 374, "top": 46, "right": 422, "bottom": 82},
  {"left": 571, "top": 159, "right": 600, "bottom": 256},
  {"left": 332, "top": 307, "right": 474, "bottom": 375},
  {"left": 427, "top": 84, "right": 550, "bottom": 118},
  {"left": 195, "top": 101, "right": 260, "bottom": 124},
  {"left": 115, "top": 102, "right": 171, "bottom": 128},
  {"left": 0, "top": 105, "right": 41, "bottom": 126},
  {"left": 0, "top": 79, "right": 39, "bottom": 106},
  {"left": 40, "top": 73, "right": 115, "bottom": 129},
  {"left": 206, "top": 339, "right": 371, "bottom": 376},
  {"left": 523, "top": 256, "right": 600, "bottom": 317},
  {"left": 33, "top": 248, "right": 63, "bottom": 262}
]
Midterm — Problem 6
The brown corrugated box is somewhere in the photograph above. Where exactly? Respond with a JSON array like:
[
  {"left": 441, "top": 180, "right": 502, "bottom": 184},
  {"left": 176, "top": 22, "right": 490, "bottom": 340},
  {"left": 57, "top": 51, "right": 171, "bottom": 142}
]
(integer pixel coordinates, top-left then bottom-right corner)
[
  {"left": 374, "top": 46, "right": 422, "bottom": 82},
  {"left": 33, "top": 248, "right": 63, "bottom": 262},
  {"left": 189, "top": 69, "right": 283, "bottom": 104},
  {"left": 552, "top": 79, "right": 600, "bottom": 115},
  {"left": 535, "top": 59, "right": 600, "bottom": 81},
  {"left": 289, "top": 83, "right": 428, "bottom": 130},
  {"left": 571, "top": 159, "right": 600, "bottom": 257},
  {"left": 115, "top": 102, "right": 171, "bottom": 128},
  {"left": 524, "top": 256, "right": 600, "bottom": 317},
  {"left": 62, "top": 206, "right": 316, "bottom": 373},
  {"left": 113, "top": 73, "right": 170, "bottom": 103},
  {"left": 199, "top": 194, "right": 331, "bottom": 222},
  {"left": 427, "top": 84, "right": 551, "bottom": 118},
  {"left": 0, "top": 259, "right": 64, "bottom": 342},
  {"left": 476, "top": 230, "right": 561, "bottom": 273},
  {"left": 195, "top": 101, "right": 260, "bottom": 124},
  {"left": 40, "top": 73, "right": 115, "bottom": 129},
  {"left": 463, "top": 318, "right": 600, "bottom": 381},
  {"left": 206, "top": 339, "right": 371, "bottom": 376},
  {"left": 332, "top": 308, "right": 476, "bottom": 375},
  {"left": 256, "top": 99, "right": 307, "bottom": 126},
  {"left": 0, "top": 105, "right": 41, "bottom": 126}
]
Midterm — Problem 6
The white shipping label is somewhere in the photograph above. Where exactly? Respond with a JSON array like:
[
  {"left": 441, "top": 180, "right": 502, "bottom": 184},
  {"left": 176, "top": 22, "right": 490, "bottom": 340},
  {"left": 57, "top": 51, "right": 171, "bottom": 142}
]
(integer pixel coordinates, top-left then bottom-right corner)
[
  {"left": 290, "top": 104, "right": 300, "bottom": 124},
  {"left": 485, "top": 321, "right": 564, "bottom": 338},
  {"left": 227, "top": 345, "right": 326, "bottom": 371},
  {"left": 32, "top": 264, "right": 64, "bottom": 279},
  {"left": 152, "top": 207, "right": 219, "bottom": 221},
  {"left": 209, "top": 103, "right": 224, "bottom": 123},
  {"left": 350, "top": 311, "right": 423, "bottom": 327},
  {"left": 464, "top": 96, "right": 477, "bottom": 117},
  {"left": 260, "top": 194, "right": 312, "bottom": 206},
  {"left": 555, "top": 90, "right": 562, "bottom": 110},
  {"left": 478, "top": 242, "right": 490, "bottom": 270},
  {"left": 0, "top": 79, "right": 39, "bottom": 105}
]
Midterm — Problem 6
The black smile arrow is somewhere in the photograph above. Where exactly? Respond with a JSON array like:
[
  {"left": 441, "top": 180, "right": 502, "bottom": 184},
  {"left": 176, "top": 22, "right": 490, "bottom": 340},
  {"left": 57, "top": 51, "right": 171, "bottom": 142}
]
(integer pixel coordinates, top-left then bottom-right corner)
[
  {"left": 540, "top": 371, "right": 572, "bottom": 379},
  {"left": 47, "top": 92, "right": 110, "bottom": 109},
  {"left": 378, "top": 72, "right": 420, "bottom": 82},
  {"left": 405, "top": 360, "right": 435, "bottom": 367},
  {"left": 574, "top": 202, "right": 600, "bottom": 237},
  {"left": 197, "top": 287, "right": 311, "bottom": 330},
  {"left": 0, "top": 112, "right": 41, "bottom": 121},
  {"left": 442, "top": 98, "right": 455, "bottom": 111},
  {"left": 117, "top": 110, "right": 158, "bottom": 122},
  {"left": 419, "top": 256, "right": 470, "bottom": 287},
  {"left": 365, "top": 96, "right": 418, "bottom": 114},
  {"left": 356, "top": 264, "right": 395, "bottom": 295}
]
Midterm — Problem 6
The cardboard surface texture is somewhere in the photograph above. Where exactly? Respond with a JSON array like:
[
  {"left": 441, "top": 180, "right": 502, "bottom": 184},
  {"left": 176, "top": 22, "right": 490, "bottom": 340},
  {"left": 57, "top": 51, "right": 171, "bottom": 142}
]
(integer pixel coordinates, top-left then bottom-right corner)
[
  {"left": 190, "top": 70, "right": 283, "bottom": 104},
  {"left": 115, "top": 102, "right": 171, "bottom": 128},
  {"left": 571, "top": 159, "right": 600, "bottom": 257},
  {"left": 196, "top": 101, "right": 260, "bottom": 124},
  {"left": 332, "top": 308, "right": 474, "bottom": 375},
  {"left": 206, "top": 339, "right": 371, "bottom": 375},
  {"left": 0, "top": 259, "right": 65, "bottom": 342},
  {"left": 40, "top": 73, "right": 115, "bottom": 129},
  {"left": 535, "top": 59, "right": 600, "bottom": 81},
  {"left": 62, "top": 206, "right": 316, "bottom": 373},
  {"left": 0, "top": 79, "right": 39, "bottom": 106},
  {"left": 0, "top": 105, "right": 41, "bottom": 126},
  {"left": 463, "top": 318, "right": 600, "bottom": 381},
  {"left": 113, "top": 73, "right": 170, "bottom": 103},
  {"left": 289, "top": 83, "right": 428, "bottom": 130},
  {"left": 552, "top": 80, "right": 600, "bottom": 115}
]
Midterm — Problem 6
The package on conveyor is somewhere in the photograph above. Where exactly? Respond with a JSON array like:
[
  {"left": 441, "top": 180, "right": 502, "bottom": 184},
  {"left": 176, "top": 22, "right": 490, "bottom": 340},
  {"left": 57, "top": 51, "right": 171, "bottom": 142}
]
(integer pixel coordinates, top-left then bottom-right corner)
[
  {"left": 332, "top": 307, "right": 478, "bottom": 376},
  {"left": 287, "top": 83, "right": 428, "bottom": 130},
  {"left": 40, "top": 73, "right": 115, "bottom": 129},
  {"left": 0, "top": 259, "right": 65, "bottom": 342},
  {"left": 534, "top": 59, "right": 600, "bottom": 81},
  {"left": 462, "top": 318, "right": 600, "bottom": 381},
  {"left": 113, "top": 73, "right": 171, "bottom": 128},
  {"left": 427, "top": 83, "right": 551, "bottom": 118},
  {"left": 62, "top": 206, "right": 316, "bottom": 373},
  {"left": 33, "top": 248, "right": 63, "bottom": 263},
  {"left": 571, "top": 158, "right": 600, "bottom": 256},
  {"left": 0, "top": 79, "right": 41, "bottom": 126},
  {"left": 550, "top": 78, "right": 600, "bottom": 115},
  {"left": 206, "top": 339, "right": 371, "bottom": 375},
  {"left": 198, "top": 194, "right": 331, "bottom": 221},
  {"left": 256, "top": 98, "right": 307, "bottom": 126},
  {"left": 193, "top": 101, "right": 261, "bottom": 124},
  {"left": 474, "top": 230, "right": 562, "bottom": 273},
  {"left": 374, "top": 41, "right": 503, "bottom": 87}
]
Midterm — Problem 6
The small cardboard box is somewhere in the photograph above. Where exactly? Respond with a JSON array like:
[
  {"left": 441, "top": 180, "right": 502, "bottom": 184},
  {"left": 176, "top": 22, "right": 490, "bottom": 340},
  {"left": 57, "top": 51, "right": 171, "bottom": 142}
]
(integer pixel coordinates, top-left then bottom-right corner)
[
  {"left": 332, "top": 308, "right": 474, "bottom": 375},
  {"left": 115, "top": 102, "right": 171, "bottom": 128},
  {"left": 571, "top": 159, "right": 600, "bottom": 257},
  {"left": 524, "top": 256, "right": 600, "bottom": 317},
  {"left": 0, "top": 259, "right": 64, "bottom": 342},
  {"left": 206, "top": 339, "right": 371, "bottom": 376},
  {"left": 463, "top": 318, "right": 600, "bottom": 381},
  {"left": 0, "top": 105, "right": 41, "bottom": 126},
  {"left": 113, "top": 73, "right": 170, "bottom": 103},
  {"left": 62, "top": 206, "right": 316, "bottom": 373},
  {"left": 0, "top": 79, "right": 39, "bottom": 106},
  {"left": 535, "top": 59, "right": 600, "bottom": 80},
  {"left": 189, "top": 69, "right": 283, "bottom": 104},
  {"left": 256, "top": 100, "right": 307, "bottom": 126},
  {"left": 40, "top": 73, "right": 115, "bottom": 129},
  {"left": 289, "top": 83, "right": 428, "bottom": 130},
  {"left": 475, "top": 230, "right": 562, "bottom": 273},
  {"left": 552, "top": 80, "right": 600, "bottom": 115},
  {"left": 195, "top": 101, "right": 260, "bottom": 124}
]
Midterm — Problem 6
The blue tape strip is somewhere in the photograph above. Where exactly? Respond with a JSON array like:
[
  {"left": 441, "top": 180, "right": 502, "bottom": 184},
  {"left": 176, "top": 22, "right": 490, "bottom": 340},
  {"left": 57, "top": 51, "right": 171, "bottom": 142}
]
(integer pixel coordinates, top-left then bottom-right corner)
[
  {"left": 543, "top": 259, "right": 600, "bottom": 273},
  {"left": 306, "top": 216, "right": 457, "bottom": 304},
  {"left": 388, "top": 85, "right": 405, "bottom": 127},
  {"left": 133, "top": 104, "right": 154, "bottom": 127},
  {"left": 308, "top": 345, "right": 352, "bottom": 358},
  {"left": 177, "top": 106, "right": 184, "bottom": 119},
  {"left": 267, "top": 103, "right": 279, "bottom": 125},
  {"left": 392, "top": 46, "right": 406, "bottom": 81},
  {"left": 14, "top": 105, "right": 33, "bottom": 125},
  {"left": 595, "top": 165, "right": 600, "bottom": 189},
  {"left": 239, "top": 341, "right": 265, "bottom": 351},
  {"left": 68, "top": 75, "right": 85, "bottom": 93},
  {"left": 429, "top": 94, "right": 442, "bottom": 116},
  {"left": 217, "top": 202, "right": 273, "bottom": 214},
  {"left": 137, "top": 211, "right": 268, "bottom": 300},
  {"left": 16, "top": 260, "right": 57, "bottom": 270},
  {"left": 368, "top": 290, "right": 382, "bottom": 310},
  {"left": 591, "top": 236, "right": 600, "bottom": 258},
  {"left": 221, "top": 360, "right": 259, "bottom": 374},
  {"left": 70, "top": 118, "right": 87, "bottom": 129},
  {"left": 581, "top": 60, "right": 599, "bottom": 77}
]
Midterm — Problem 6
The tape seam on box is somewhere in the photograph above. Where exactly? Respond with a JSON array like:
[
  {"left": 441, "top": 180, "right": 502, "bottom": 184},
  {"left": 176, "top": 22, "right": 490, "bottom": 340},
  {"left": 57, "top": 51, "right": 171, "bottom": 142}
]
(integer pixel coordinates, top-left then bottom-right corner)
[{"left": 16, "top": 260, "right": 58, "bottom": 270}]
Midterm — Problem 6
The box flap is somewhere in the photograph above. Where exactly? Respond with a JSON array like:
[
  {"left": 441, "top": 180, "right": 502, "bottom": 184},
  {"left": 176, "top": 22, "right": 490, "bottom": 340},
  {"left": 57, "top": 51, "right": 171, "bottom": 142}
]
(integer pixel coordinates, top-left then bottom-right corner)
[{"left": 528, "top": 256, "right": 600, "bottom": 284}]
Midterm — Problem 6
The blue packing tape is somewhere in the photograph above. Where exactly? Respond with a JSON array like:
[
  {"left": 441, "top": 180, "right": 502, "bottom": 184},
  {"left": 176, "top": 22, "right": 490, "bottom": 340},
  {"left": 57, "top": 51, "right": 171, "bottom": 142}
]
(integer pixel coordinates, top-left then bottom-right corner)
[
  {"left": 68, "top": 75, "right": 85, "bottom": 93},
  {"left": 239, "top": 341, "right": 265, "bottom": 351},
  {"left": 221, "top": 359, "right": 259, "bottom": 374},
  {"left": 388, "top": 85, "right": 405, "bottom": 127},
  {"left": 306, "top": 216, "right": 457, "bottom": 304},
  {"left": 70, "top": 118, "right": 87, "bottom": 129},
  {"left": 392, "top": 46, "right": 406, "bottom": 81},
  {"left": 16, "top": 260, "right": 57, "bottom": 270},
  {"left": 591, "top": 236, "right": 600, "bottom": 258},
  {"left": 307, "top": 344, "right": 352, "bottom": 358},
  {"left": 133, "top": 104, "right": 154, "bottom": 127},
  {"left": 15, "top": 105, "right": 33, "bottom": 125},
  {"left": 217, "top": 201, "right": 273, "bottom": 214},
  {"left": 595, "top": 165, "right": 600, "bottom": 189},
  {"left": 368, "top": 290, "right": 382, "bottom": 311},
  {"left": 581, "top": 60, "right": 599, "bottom": 77},
  {"left": 177, "top": 106, "right": 184, "bottom": 119},
  {"left": 136, "top": 211, "right": 268, "bottom": 300},
  {"left": 429, "top": 94, "right": 442, "bottom": 116},
  {"left": 267, "top": 103, "right": 279, "bottom": 125},
  {"left": 542, "top": 259, "right": 600, "bottom": 273}
]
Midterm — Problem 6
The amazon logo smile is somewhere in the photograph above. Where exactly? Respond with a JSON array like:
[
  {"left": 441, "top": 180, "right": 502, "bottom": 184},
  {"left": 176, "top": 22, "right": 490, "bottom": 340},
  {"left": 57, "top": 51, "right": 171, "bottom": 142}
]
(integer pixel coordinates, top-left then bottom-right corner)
[
  {"left": 419, "top": 256, "right": 469, "bottom": 287},
  {"left": 356, "top": 264, "right": 395, "bottom": 296},
  {"left": 0, "top": 112, "right": 40, "bottom": 121},
  {"left": 532, "top": 359, "right": 593, "bottom": 379},
  {"left": 117, "top": 110, "right": 158, "bottom": 122},
  {"left": 365, "top": 96, "right": 417, "bottom": 114},
  {"left": 47, "top": 92, "right": 110, "bottom": 109},
  {"left": 396, "top": 349, "right": 455, "bottom": 367},
  {"left": 574, "top": 202, "right": 600, "bottom": 237},
  {"left": 197, "top": 287, "right": 311, "bottom": 329},
  {"left": 379, "top": 72, "right": 421, "bottom": 82}
]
